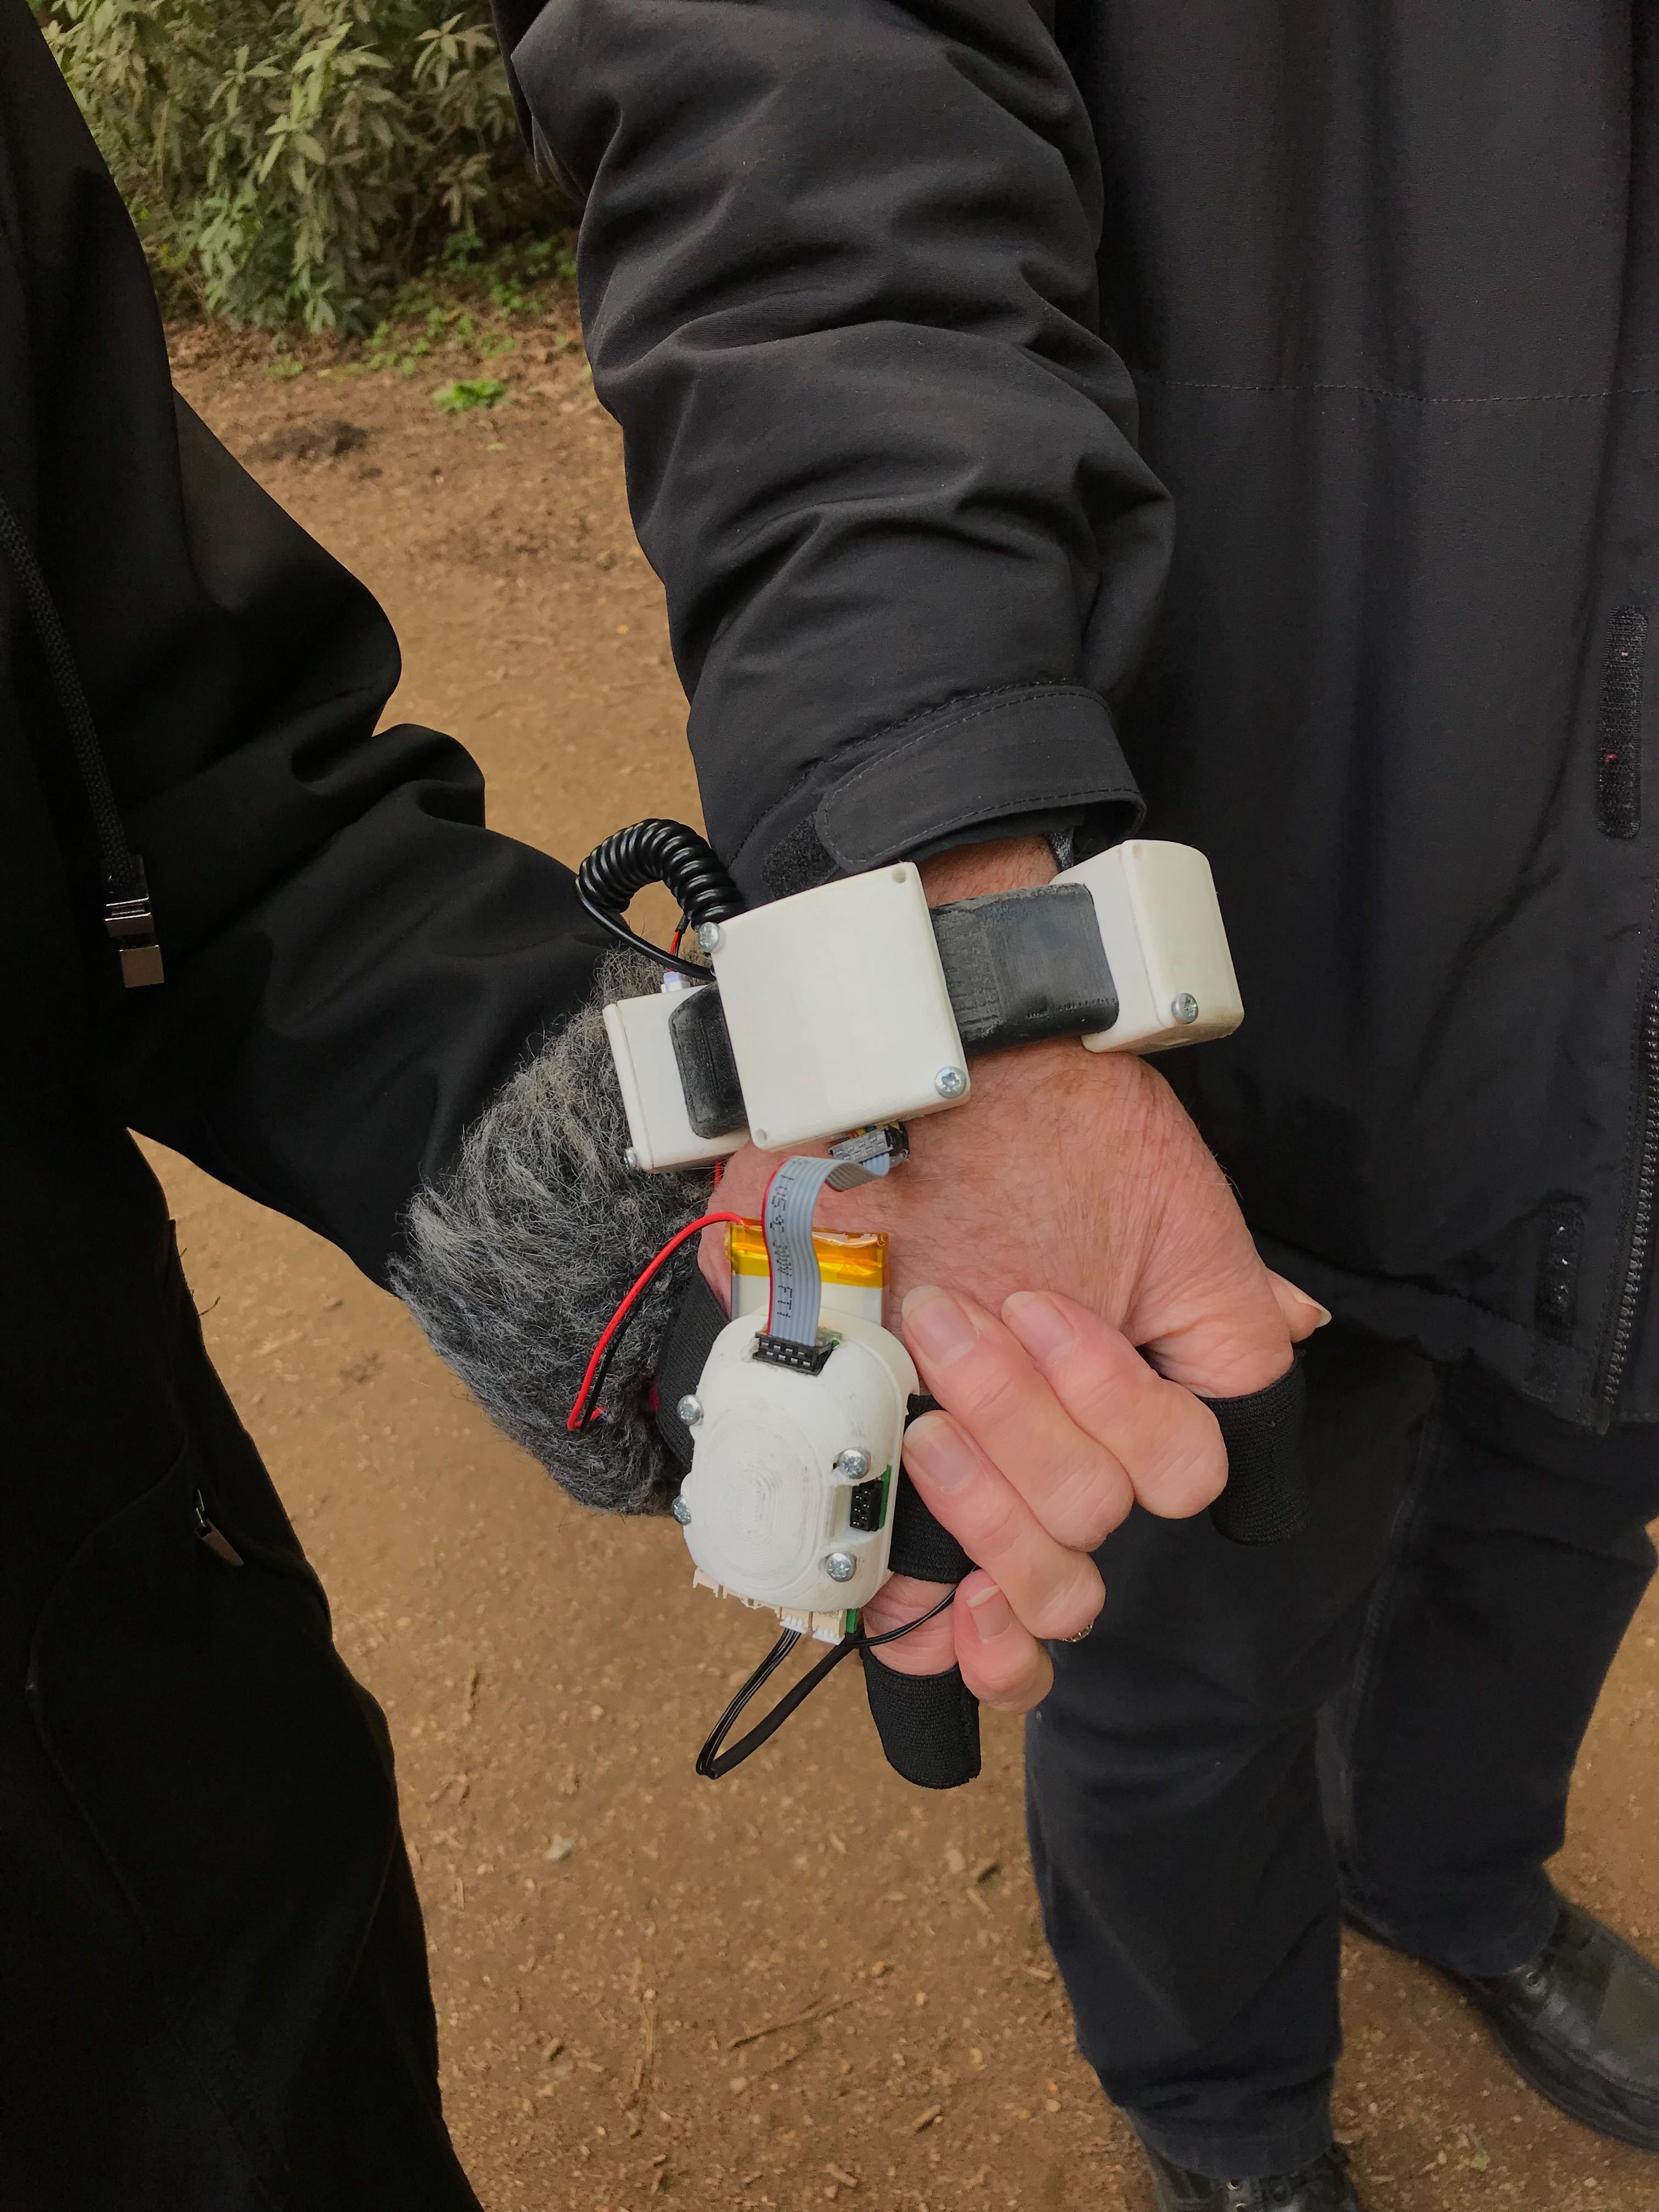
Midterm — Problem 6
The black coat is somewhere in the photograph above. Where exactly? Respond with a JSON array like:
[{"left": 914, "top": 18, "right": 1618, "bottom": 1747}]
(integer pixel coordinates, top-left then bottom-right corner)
[
  {"left": 499, "top": 0, "right": 1659, "bottom": 1430},
  {"left": 0, "top": 9, "right": 598, "bottom": 2202}
]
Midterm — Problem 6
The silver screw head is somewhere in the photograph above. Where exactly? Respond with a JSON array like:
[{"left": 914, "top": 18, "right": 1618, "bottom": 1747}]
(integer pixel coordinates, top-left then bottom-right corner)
[
  {"left": 696, "top": 921, "right": 723, "bottom": 955},
  {"left": 622, "top": 1145, "right": 640, "bottom": 1170},
  {"left": 934, "top": 1065, "right": 968, "bottom": 1099},
  {"left": 1171, "top": 993, "right": 1200, "bottom": 1025},
  {"left": 670, "top": 1496, "right": 692, "bottom": 1526},
  {"left": 676, "top": 1393, "right": 703, "bottom": 1427},
  {"left": 833, "top": 1447, "right": 871, "bottom": 1479},
  {"left": 823, "top": 1551, "right": 857, "bottom": 1584}
]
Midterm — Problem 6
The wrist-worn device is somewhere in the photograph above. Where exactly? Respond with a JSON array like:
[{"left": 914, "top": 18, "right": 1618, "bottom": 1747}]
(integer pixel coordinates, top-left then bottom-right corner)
[
  {"left": 575, "top": 821, "right": 1302, "bottom": 1788},
  {"left": 603, "top": 837, "right": 1243, "bottom": 1170}
]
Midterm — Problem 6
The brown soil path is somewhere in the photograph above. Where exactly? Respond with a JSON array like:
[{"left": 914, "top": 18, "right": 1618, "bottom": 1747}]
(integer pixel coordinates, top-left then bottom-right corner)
[{"left": 156, "top": 333, "right": 1659, "bottom": 2212}]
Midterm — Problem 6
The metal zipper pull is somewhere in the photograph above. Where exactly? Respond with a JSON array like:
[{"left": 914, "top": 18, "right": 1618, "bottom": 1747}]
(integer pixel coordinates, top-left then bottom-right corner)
[
  {"left": 106, "top": 870, "right": 165, "bottom": 989},
  {"left": 193, "top": 1489, "right": 244, "bottom": 1567}
]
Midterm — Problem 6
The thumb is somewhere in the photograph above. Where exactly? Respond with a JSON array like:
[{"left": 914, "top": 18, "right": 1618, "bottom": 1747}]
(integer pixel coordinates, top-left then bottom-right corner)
[{"left": 1268, "top": 1271, "right": 1331, "bottom": 1343}]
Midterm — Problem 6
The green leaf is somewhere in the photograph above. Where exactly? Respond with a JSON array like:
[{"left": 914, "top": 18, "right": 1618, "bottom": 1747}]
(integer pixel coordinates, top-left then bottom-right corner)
[{"left": 432, "top": 376, "right": 506, "bottom": 413}]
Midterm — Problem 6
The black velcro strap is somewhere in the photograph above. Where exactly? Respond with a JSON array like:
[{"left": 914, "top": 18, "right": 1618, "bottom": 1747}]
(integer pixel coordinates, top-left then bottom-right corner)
[
  {"left": 930, "top": 883, "right": 1117, "bottom": 1051},
  {"left": 888, "top": 1467, "right": 973, "bottom": 1584},
  {"left": 862, "top": 1654, "right": 981, "bottom": 1790},
  {"left": 1201, "top": 1355, "right": 1310, "bottom": 1544},
  {"left": 654, "top": 1269, "right": 729, "bottom": 1469},
  {"left": 669, "top": 985, "right": 747, "bottom": 1138}
]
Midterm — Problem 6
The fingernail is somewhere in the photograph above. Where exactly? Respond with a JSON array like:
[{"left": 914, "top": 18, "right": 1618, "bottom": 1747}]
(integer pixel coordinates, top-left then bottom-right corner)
[
  {"left": 963, "top": 1583, "right": 1015, "bottom": 1639},
  {"left": 1002, "top": 1291, "right": 1077, "bottom": 1365},
  {"left": 904, "top": 1414, "right": 977, "bottom": 1492},
  {"left": 902, "top": 1285, "right": 977, "bottom": 1365},
  {"left": 1312, "top": 1302, "right": 1334, "bottom": 1329}
]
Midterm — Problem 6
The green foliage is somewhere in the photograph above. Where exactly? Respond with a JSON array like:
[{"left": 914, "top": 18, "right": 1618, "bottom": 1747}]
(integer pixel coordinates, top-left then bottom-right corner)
[
  {"left": 33, "top": 0, "right": 540, "bottom": 332},
  {"left": 432, "top": 375, "right": 505, "bottom": 412}
]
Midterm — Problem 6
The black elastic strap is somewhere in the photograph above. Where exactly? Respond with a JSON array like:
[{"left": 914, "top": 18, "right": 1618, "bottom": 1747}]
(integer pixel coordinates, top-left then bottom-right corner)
[
  {"left": 1201, "top": 1353, "right": 1310, "bottom": 1543},
  {"left": 862, "top": 1394, "right": 980, "bottom": 1790},
  {"left": 654, "top": 1267, "right": 729, "bottom": 1469},
  {"left": 862, "top": 1653, "right": 983, "bottom": 1791},
  {"left": 669, "top": 985, "right": 748, "bottom": 1138},
  {"left": 930, "top": 882, "right": 1117, "bottom": 1050},
  {"left": 0, "top": 487, "right": 161, "bottom": 985}
]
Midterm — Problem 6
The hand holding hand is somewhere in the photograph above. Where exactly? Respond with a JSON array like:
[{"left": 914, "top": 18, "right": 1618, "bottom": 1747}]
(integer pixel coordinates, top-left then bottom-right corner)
[{"left": 704, "top": 838, "right": 1325, "bottom": 1717}]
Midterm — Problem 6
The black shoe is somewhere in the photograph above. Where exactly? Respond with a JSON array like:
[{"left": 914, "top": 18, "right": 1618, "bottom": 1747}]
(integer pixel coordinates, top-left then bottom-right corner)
[
  {"left": 1139, "top": 2142, "right": 1364, "bottom": 2211},
  {"left": 1436, "top": 1899, "right": 1659, "bottom": 2152}
]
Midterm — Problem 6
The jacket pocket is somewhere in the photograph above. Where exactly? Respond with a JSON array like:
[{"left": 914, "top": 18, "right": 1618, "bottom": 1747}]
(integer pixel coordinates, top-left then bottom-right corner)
[{"left": 26, "top": 1444, "right": 397, "bottom": 2199}]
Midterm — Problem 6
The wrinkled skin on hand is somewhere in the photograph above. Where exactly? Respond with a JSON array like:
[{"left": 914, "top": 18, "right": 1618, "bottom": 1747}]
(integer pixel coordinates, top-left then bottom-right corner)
[{"left": 700, "top": 840, "right": 1325, "bottom": 1713}]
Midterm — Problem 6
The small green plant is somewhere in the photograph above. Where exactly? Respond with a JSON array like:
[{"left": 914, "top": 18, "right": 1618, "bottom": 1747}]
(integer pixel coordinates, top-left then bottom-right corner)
[
  {"left": 433, "top": 375, "right": 506, "bottom": 412},
  {"left": 34, "top": 0, "right": 543, "bottom": 331}
]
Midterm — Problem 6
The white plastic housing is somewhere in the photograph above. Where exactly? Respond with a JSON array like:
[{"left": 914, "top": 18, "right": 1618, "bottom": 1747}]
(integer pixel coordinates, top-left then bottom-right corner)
[
  {"left": 679, "top": 1312, "right": 917, "bottom": 1618},
  {"left": 1059, "top": 840, "right": 1243, "bottom": 1053},
  {"left": 602, "top": 989, "right": 749, "bottom": 1171},
  {"left": 708, "top": 864, "right": 967, "bottom": 1149}
]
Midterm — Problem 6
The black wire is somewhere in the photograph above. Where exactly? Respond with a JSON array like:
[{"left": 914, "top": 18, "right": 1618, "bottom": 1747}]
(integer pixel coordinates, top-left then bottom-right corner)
[
  {"left": 695, "top": 1588, "right": 960, "bottom": 1780},
  {"left": 577, "top": 818, "right": 745, "bottom": 978},
  {"left": 861, "top": 1588, "right": 957, "bottom": 1647},
  {"left": 572, "top": 1289, "right": 651, "bottom": 1430},
  {"left": 577, "top": 887, "right": 708, "bottom": 977}
]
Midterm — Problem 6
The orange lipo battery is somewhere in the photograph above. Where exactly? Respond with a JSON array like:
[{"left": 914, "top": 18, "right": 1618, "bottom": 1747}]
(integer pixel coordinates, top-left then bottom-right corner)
[{"left": 725, "top": 1220, "right": 887, "bottom": 1325}]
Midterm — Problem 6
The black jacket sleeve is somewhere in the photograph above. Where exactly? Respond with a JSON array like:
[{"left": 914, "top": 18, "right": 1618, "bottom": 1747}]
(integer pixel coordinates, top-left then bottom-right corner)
[
  {"left": 2, "top": 1, "right": 602, "bottom": 1283},
  {"left": 498, "top": 0, "right": 1171, "bottom": 899}
]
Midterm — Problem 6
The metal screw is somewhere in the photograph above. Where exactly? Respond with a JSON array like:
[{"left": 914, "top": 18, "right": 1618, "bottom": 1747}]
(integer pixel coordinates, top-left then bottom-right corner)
[
  {"left": 934, "top": 1066, "right": 968, "bottom": 1099},
  {"left": 1171, "top": 993, "right": 1200, "bottom": 1025},
  {"left": 623, "top": 1145, "right": 640, "bottom": 1170},
  {"left": 677, "top": 1393, "right": 703, "bottom": 1427},
  {"left": 834, "top": 1447, "right": 871, "bottom": 1479},
  {"left": 696, "top": 921, "right": 724, "bottom": 955},
  {"left": 823, "top": 1552, "right": 857, "bottom": 1584},
  {"left": 670, "top": 1496, "right": 691, "bottom": 1526}
]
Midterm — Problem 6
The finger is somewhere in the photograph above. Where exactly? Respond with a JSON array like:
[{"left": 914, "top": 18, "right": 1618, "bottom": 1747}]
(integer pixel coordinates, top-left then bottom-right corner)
[
  {"left": 1001, "top": 1290, "right": 1228, "bottom": 1520},
  {"left": 859, "top": 1572, "right": 958, "bottom": 1677},
  {"left": 902, "top": 1285, "right": 1137, "bottom": 1551},
  {"left": 902, "top": 1411, "right": 1104, "bottom": 1640},
  {"left": 952, "top": 1572, "right": 1054, "bottom": 1713},
  {"left": 1268, "top": 1271, "right": 1331, "bottom": 1340}
]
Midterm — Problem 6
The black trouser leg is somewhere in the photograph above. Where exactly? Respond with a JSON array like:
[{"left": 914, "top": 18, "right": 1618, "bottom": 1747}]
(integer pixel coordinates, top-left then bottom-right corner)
[
  {"left": 1331, "top": 1363, "right": 1659, "bottom": 1976},
  {"left": 1025, "top": 1330, "right": 1431, "bottom": 2176}
]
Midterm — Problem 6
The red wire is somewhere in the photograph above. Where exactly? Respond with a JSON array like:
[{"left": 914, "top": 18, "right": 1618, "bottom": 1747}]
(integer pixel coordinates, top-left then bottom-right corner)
[{"left": 567, "top": 1210, "right": 745, "bottom": 1432}]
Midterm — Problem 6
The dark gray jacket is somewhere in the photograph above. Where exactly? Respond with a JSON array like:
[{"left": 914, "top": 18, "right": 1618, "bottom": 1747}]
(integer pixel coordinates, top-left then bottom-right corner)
[{"left": 495, "top": 0, "right": 1659, "bottom": 1430}]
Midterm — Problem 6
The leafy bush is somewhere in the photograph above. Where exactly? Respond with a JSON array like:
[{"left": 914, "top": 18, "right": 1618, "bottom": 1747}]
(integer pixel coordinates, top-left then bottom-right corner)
[{"left": 34, "top": 0, "right": 540, "bottom": 331}]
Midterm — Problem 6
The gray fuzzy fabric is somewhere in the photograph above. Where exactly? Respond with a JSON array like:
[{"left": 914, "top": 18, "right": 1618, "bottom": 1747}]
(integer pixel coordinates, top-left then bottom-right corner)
[{"left": 391, "top": 953, "right": 716, "bottom": 1515}]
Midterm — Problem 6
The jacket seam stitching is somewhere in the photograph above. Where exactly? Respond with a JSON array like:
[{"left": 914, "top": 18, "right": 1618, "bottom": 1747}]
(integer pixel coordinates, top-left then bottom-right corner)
[{"left": 1135, "top": 370, "right": 1659, "bottom": 407}]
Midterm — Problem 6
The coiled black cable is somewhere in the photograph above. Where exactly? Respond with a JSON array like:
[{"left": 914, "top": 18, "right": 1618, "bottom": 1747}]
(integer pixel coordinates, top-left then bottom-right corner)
[{"left": 577, "top": 818, "right": 746, "bottom": 975}]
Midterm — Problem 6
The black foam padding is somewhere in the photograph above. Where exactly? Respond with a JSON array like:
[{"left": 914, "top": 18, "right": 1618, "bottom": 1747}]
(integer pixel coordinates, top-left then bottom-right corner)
[
  {"left": 1201, "top": 1355, "right": 1311, "bottom": 1544},
  {"left": 930, "top": 883, "right": 1118, "bottom": 1050},
  {"left": 669, "top": 984, "right": 747, "bottom": 1137},
  {"left": 887, "top": 1468, "right": 973, "bottom": 1584},
  {"left": 653, "top": 1268, "right": 730, "bottom": 1470},
  {"left": 862, "top": 1652, "right": 981, "bottom": 1789}
]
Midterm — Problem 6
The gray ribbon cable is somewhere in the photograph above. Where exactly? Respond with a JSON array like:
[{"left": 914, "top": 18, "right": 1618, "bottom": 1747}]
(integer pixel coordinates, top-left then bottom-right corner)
[{"left": 759, "top": 1141, "right": 898, "bottom": 1346}]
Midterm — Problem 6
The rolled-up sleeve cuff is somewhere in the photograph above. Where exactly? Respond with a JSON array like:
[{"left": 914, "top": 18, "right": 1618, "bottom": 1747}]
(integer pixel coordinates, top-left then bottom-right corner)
[{"left": 726, "top": 682, "right": 1145, "bottom": 904}]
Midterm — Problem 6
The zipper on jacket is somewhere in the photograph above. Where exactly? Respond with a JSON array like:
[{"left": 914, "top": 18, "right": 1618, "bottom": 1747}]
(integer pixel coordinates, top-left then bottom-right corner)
[
  {"left": 1599, "top": 986, "right": 1659, "bottom": 1423},
  {"left": 193, "top": 1489, "right": 245, "bottom": 1568}
]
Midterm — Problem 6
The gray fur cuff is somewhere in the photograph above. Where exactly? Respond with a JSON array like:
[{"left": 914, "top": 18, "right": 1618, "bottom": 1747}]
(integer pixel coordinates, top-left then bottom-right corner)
[{"left": 391, "top": 953, "right": 716, "bottom": 1515}]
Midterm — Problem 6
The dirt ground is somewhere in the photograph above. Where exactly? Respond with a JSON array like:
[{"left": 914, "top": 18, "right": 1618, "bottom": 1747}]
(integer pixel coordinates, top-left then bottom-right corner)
[{"left": 155, "top": 326, "right": 1659, "bottom": 2212}]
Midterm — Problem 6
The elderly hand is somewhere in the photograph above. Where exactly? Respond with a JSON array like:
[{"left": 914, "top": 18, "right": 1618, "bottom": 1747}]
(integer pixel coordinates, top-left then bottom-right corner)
[{"left": 702, "top": 837, "right": 1325, "bottom": 1713}]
